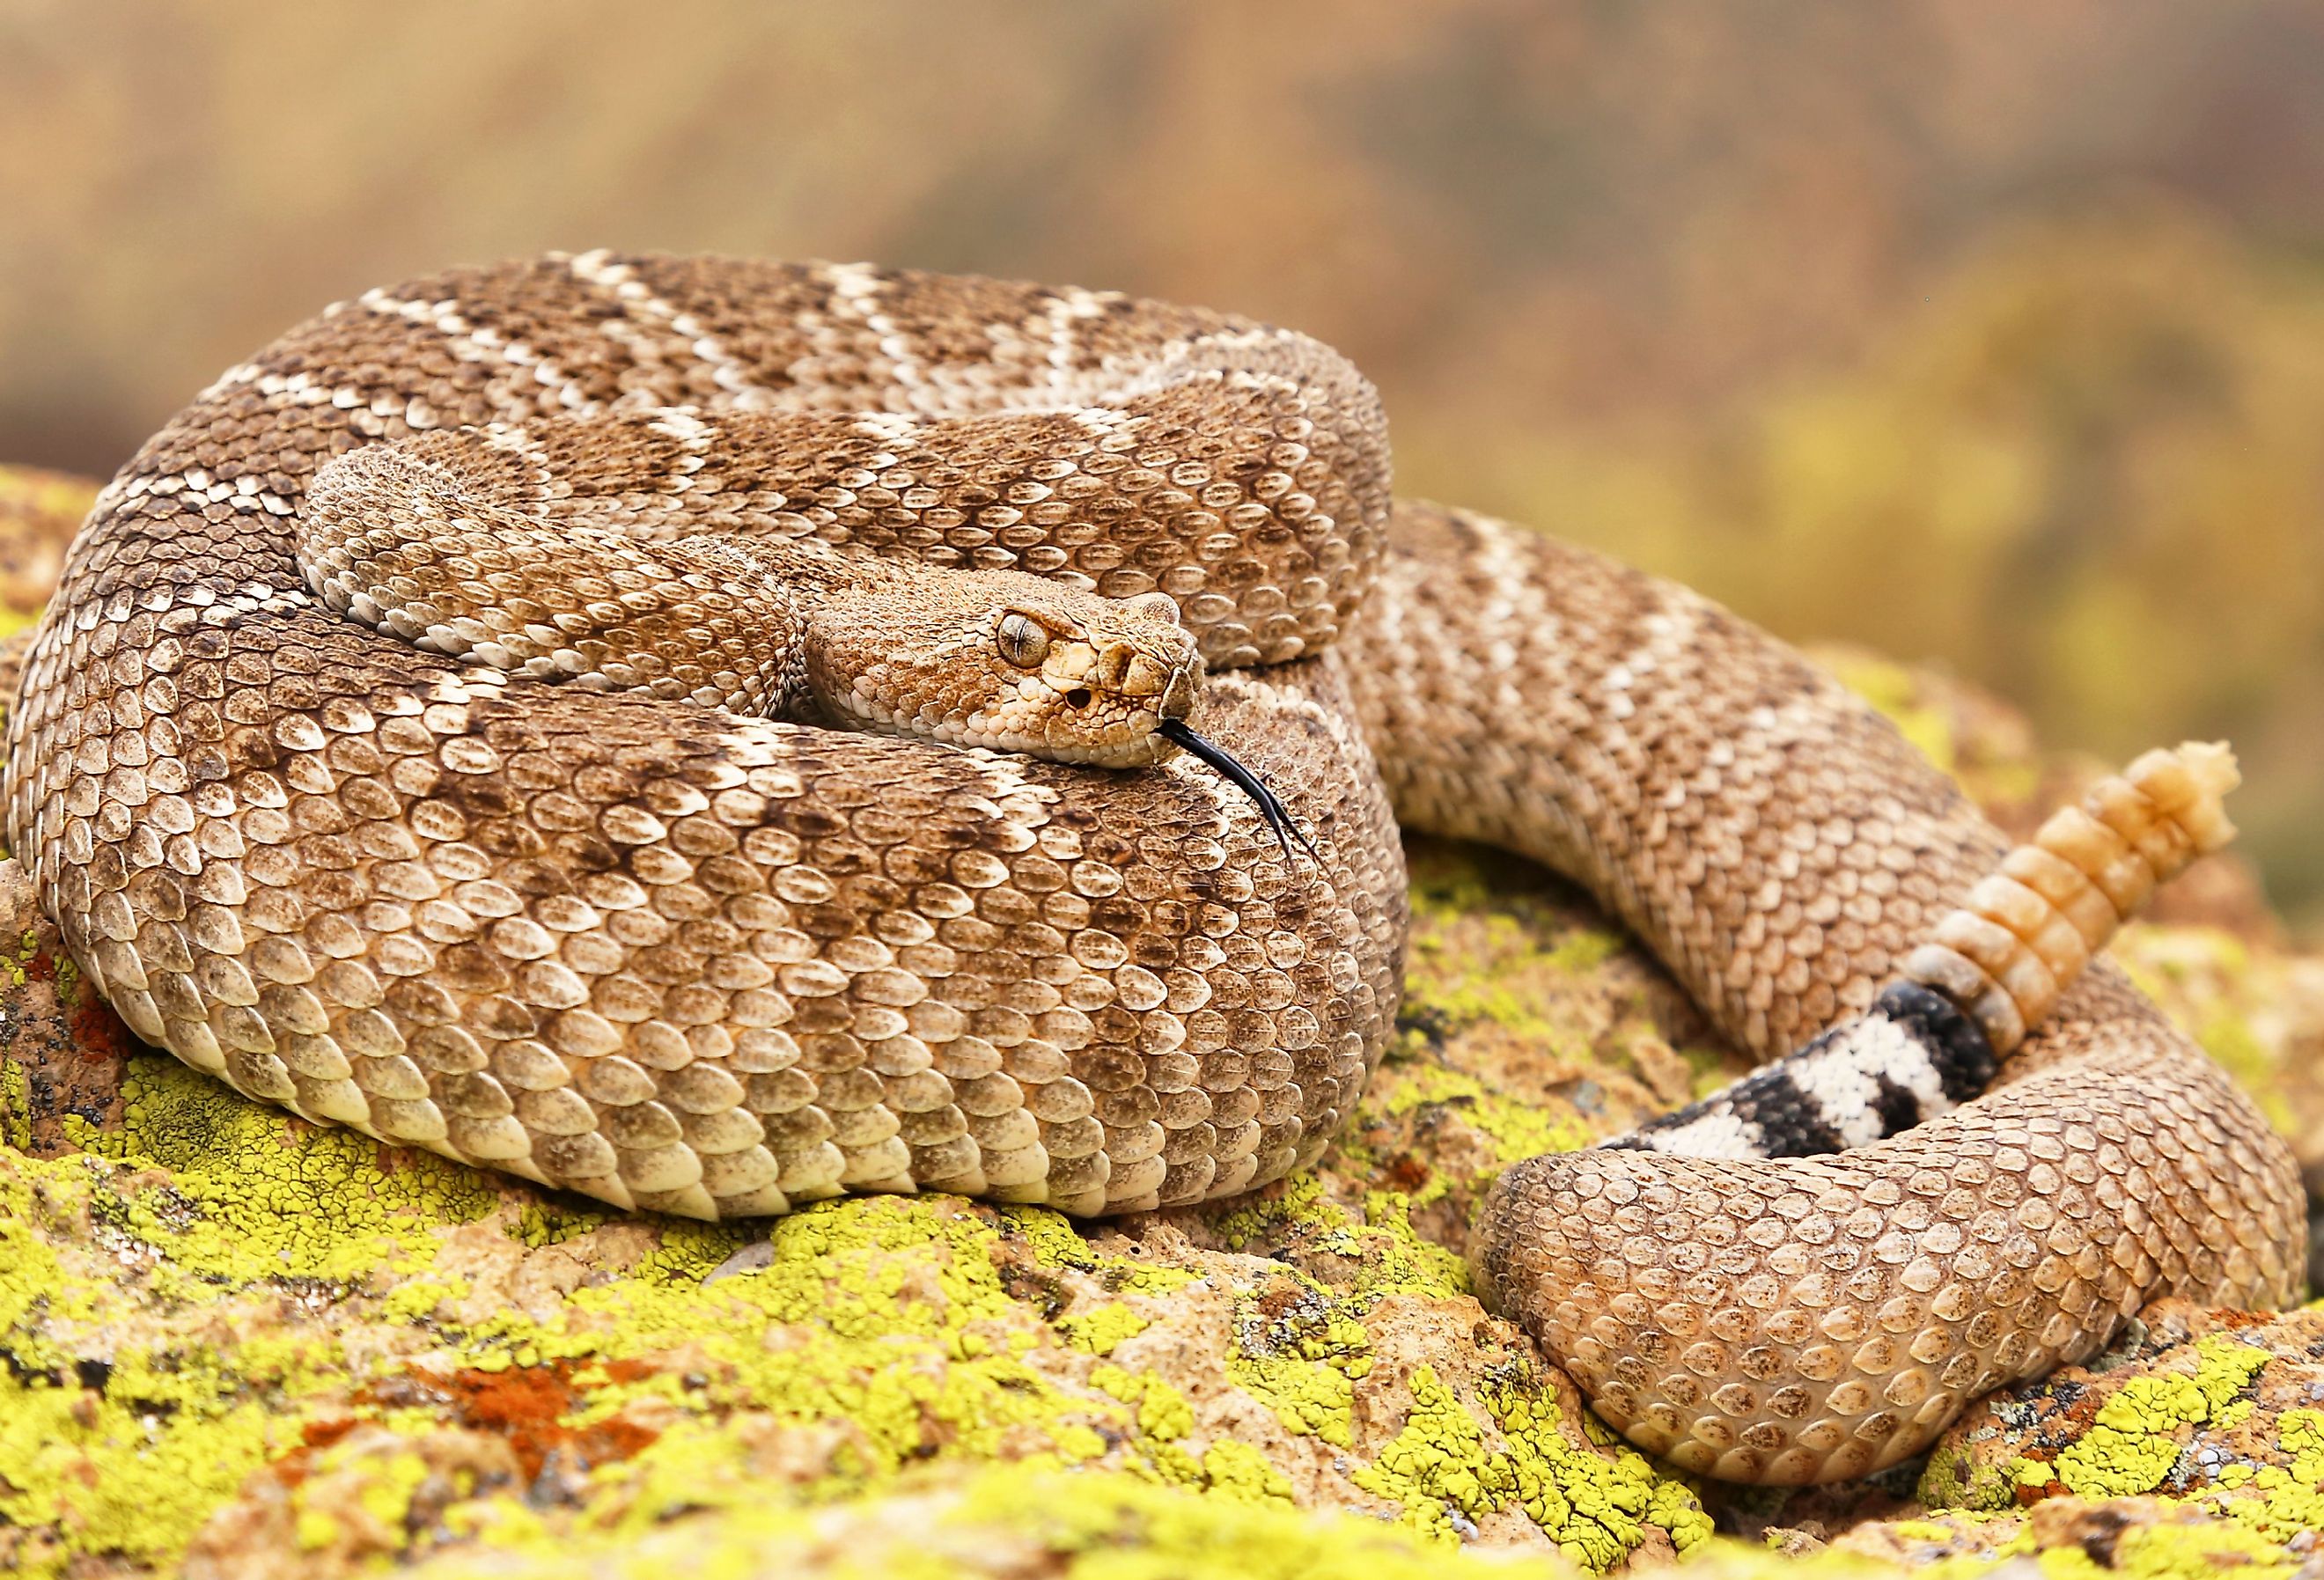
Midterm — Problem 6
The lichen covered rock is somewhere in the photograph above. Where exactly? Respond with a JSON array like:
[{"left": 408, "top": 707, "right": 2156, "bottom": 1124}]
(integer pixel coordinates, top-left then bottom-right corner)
[
  {"left": 1918, "top": 1303, "right": 2324, "bottom": 1534},
  {"left": 0, "top": 475, "right": 2315, "bottom": 1577}
]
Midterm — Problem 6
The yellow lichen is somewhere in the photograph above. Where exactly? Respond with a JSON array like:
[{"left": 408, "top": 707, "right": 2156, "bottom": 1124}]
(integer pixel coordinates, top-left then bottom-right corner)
[
  {"left": 1091, "top": 1364, "right": 1196, "bottom": 1442},
  {"left": 1001, "top": 1202, "right": 1200, "bottom": 1297},
  {"left": 1059, "top": 1303, "right": 1151, "bottom": 1356},
  {"left": 1917, "top": 1440, "right": 2021, "bottom": 1513},
  {"left": 401, "top": 1464, "right": 1575, "bottom": 1580},
  {"left": 1372, "top": 1066, "right": 1592, "bottom": 1168},
  {"left": 1354, "top": 1365, "right": 1502, "bottom": 1542},
  {"left": 1358, "top": 1191, "right": 1476, "bottom": 1296},
  {"left": 1207, "top": 1172, "right": 1703, "bottom": 1567},
  {"left": 0, "top": 1358, "right": 281, "bottom": 1577},
  {"left": 0, "top": 1049, "right": 1354, "bottom": 1573},
  {"left": 2030, "top": 1519, "right": 2298, "bottom": 1580},
  {"left": 1349, "top": 1365, "right": 1708, "bottom": 1565},
  {"left": 2195, "top": 1013, "right": 2298, "bottom": 1134},
  {"left": 1225, "top": 1300, "right": 1370, "bottom": 1449},
  {"left": 2048, "top": 1334, "right": 2271, "bottom": 1498},
  {"left": 1397, "top": 840, "right": 1655, "bottom": 1058},
  {"left": 0, "top": 1055, "right": 26, "bottom": 1151},
  {"left": 66, "top": 1055, "right": 504, "bottom": 1285},
  {"left": 1404, "top": 920, "right": 1602, "bottom": 1048},
  {"left": 1198, "top": 1439, "right": 1297, "bottom": 1506},
  {"left": 1486, "top": 1374, "right": 1711, "bottom": 1567},
  {"left": 2194, "top": 1407, "right": 2324, "bottom": 1547},
  {"left": 0, "top": 1138, "right": 358, "bottom": 1578}
]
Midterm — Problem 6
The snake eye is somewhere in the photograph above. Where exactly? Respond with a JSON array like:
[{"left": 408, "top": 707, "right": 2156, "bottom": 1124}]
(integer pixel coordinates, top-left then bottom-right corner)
[{"left": 997, "top": 611, "right": 1051, "bottom": 669}]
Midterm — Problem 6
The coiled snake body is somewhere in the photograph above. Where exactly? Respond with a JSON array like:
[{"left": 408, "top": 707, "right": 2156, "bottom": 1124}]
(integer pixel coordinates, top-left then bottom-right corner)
[{"left": 4, "top": 255, "right": 2302, "bottom": 1485}]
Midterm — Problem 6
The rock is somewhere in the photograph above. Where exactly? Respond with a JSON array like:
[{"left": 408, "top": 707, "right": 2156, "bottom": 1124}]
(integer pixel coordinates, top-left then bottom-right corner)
[
  {"left": 1919, "top": 1303, "right": 2324, "bottom": 1515},
  {"left": 0, "top": 473, "right": 2315, "bottom": 1577},
  {"left": 1835, "top": 1493, "right": 2324, "bottom": 1580},
  {"left": 1901, "top": 1303, "right": 2324, "bottom": 1580}
]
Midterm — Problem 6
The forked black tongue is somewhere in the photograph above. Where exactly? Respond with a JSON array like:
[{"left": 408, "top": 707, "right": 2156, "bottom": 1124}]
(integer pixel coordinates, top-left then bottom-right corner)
[{"left": 1157, "top": 717, "right": 1320, "bottom": 865}]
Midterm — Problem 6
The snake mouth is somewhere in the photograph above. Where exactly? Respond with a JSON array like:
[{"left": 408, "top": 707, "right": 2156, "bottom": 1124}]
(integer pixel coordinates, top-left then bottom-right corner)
[{"left": 1156, "top": 717, "right": 1319, "bottom": 865}]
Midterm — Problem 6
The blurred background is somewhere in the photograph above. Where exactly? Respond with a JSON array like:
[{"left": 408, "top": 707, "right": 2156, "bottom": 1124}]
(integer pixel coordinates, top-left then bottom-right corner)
[{"left": 4, "top": 1, "right": 2321, "bottom": 930}]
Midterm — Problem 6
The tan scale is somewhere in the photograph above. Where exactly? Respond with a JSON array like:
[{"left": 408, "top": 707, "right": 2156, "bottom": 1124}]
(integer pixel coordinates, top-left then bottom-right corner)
[{"left": 1, "top": 254, "right": 2302, "bottom": 1486}]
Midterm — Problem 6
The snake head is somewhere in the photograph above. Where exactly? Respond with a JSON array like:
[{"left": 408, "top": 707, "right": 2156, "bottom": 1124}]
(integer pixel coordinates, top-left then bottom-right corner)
[{"left": 805, "top": 578, "right": 1202, "bottom": 767}]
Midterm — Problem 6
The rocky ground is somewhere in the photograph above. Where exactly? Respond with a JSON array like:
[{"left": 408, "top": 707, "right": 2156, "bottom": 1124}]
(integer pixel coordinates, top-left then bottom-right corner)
[{"left": 0, "top": 466, "right": 2317, "bottom": 1580}]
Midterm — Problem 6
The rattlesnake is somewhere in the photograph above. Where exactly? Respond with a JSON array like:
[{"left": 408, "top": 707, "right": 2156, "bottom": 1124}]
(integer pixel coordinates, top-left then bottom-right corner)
[{"left": 4, "top": 254, "right": 2301, "bottom": 1486}]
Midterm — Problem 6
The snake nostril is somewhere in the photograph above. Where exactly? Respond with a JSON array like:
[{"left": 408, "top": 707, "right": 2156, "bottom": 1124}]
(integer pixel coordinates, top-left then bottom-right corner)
[{"left": 1065, "top": 687, "right": 1093, "bottom": 709}]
